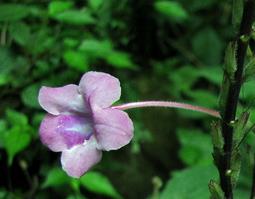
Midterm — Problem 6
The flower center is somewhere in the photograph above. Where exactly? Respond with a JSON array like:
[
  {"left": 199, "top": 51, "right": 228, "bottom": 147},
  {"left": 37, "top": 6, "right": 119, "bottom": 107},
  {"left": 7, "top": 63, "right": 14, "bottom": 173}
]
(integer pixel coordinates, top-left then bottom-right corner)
[{"left": 56, "top": 115, "right": 93, "bottom": 148}]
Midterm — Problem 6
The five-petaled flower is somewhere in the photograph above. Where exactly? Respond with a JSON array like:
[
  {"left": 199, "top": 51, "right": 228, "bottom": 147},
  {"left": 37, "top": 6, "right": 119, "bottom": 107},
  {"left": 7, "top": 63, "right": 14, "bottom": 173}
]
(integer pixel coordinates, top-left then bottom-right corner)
[{"left": 38, "top": 71, "right": 134, "bottom": 178}]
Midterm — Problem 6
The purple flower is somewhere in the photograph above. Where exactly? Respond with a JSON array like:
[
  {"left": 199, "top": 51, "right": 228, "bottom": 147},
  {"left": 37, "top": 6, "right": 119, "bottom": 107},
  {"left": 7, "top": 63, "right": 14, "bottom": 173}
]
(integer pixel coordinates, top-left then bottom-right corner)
[{"left": 38, "top": 71, "right": 134, "bottom": 178}]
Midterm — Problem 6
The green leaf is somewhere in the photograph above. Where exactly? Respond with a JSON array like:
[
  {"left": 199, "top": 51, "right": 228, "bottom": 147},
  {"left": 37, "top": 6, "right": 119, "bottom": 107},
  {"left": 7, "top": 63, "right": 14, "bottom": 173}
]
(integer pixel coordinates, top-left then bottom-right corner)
[
  {"left": 244, "top": 56, "right": 255, "bottom": 81},
  {"left": 0, "top": 190, "right": 6, "bottom": 199},
  {"left": 48, "top": 1, "right": 73, "bottom": 16},
  {"left": 224, "top": 42, "right": 237, "bottom": 80},
  {"left": 232, "top": 0, "right": 244, "bottom": 29},
  {"left": 154, "top": 1, "right": 188, "bottom": 22},
  {"left": 0, "top": 47, "right": 15, "bottom": 74},
  {"left": 27, "top": 30, "right": 55, "bottom": 55},
  {"left": 106, "top": 51, "right": 136, "bottom": 69},
  {"left": 63, "top": 38, "right": 79, "bottom": 48},
  {"left": 208, "top": 180, "right": 224, "bottom": 199},
  {"left": 53, "top": 9, "right": 95, "bottom": 25},
  {"left": 9, "top": 22, "right": 30, "bottom": 46},
  {"left": 6, "top": 109, "right": 28, "bottom": 127},
  {"left": 192, "top": 28, "right": 223, "bottom": 65},
  {"left": 240, "top": 80, "right": 255, "bottom": 101},
  {"left": 63, "top": 50, "right": 88, "bottom": 71},
  {"left": 42, "top": 167, "right": 70, "bottom": 188},
  {"left": 230, "top": 151, "right": 241, "bottom": 188},
  {"left": 198, "top": 67, "right": 222, "bottom": 85},
  {"left": 80, "top": 171, "right": 122, "bottom": 199},
  {"left": 187, "top": 90, "right": 218, "bottom": 108},
  {"left": 211, "top": 121, "right": 224, "bottom": 151},
  {"left": 4, "top": 126, "right": 31, "bottom": 165},
  {"left": 131, "top": 122, "right": 153, "bottom": 154},
  {"left": 182, "top": 0, "right": 214, "bottom": 12},
  {"left": 0, "top": 4, "right": 31, "bottom": 21},
  {"left": 88, "top": 0, "right": 104, "bottom": 10},
  {"left": 177, "top": 128, "right": 213, "bottom": 166},
  {"left": 21, "top": 84, "right": 41, "bottom": 109},
  {"left": 233, "top": 112, "right": 249, "bottom": 147},
  {"left": 0, "top": 120, "right": 7, "bottom": 148},
  {"left": 219, "top": 74, "right": 230, "bottom": 113},
  {"left": 160, "top": 165, "right": 218, "bottom": 199},
  {"left": 79, "top": 39, "right": 113, "bottom": 57},
  {"left": 66, "top": 195, "right": 86, "bottom": 199}
]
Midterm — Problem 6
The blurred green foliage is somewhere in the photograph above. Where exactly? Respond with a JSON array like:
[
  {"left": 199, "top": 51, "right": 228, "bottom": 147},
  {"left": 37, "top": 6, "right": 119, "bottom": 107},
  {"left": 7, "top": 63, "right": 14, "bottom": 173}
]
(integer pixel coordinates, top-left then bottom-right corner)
[{"left": 1, "top": 0, "right": 255, "bottom": 198}]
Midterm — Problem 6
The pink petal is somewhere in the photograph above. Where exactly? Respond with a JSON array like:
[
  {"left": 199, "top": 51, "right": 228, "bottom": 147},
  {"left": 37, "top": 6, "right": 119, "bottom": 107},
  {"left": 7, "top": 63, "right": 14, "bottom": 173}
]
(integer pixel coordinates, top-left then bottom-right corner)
[
  {"left": 61, "top": 139, "right": 102, "bottom": 178},
  {"left": 39, "top": 114, "right": 93, "bottom": 151},
  {"left": 79, "top": 72, "right": 121, "bottom": 108},
  {"left": 38, "top": 84, "right": 88, "bottom": 115},
  {"left": 93, "top": 108, "right": 134, "bottom": 151}
]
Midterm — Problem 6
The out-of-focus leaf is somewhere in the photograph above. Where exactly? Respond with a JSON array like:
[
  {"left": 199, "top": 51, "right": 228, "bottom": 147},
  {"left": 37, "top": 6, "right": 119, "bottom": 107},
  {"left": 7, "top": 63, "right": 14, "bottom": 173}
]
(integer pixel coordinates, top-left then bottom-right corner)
[
  {"left": 232, "top": 0, "right": 243, "bottom": 29},
  {"left": 89, "top": 0, "right": 104, "bottom": 10},
  {"left": 234, "top": 188, "right": 250, "bottom": 198},
  {"left": 53, "top": 10, "right": 95, "bottom": 25},
  {"left": 79, "top": 39, "right": 113, "bottom": 56},
  {"left": 0, "top": 120, "right": 7, "bottom": 148},
  {"left": 4, "top": 126, "right": 31, "bottom": 165},
  {"left": 48, "top": 1, "right": 73, "bottom": 16},
  {"left": 0, "top": 74, "right": 9, "bottom": 86},
  {"left": 199, "top": 67, "right": 222, "bottom": 85},
  {"left": 240, "top": 80, "right": 255, "bottom": 101},
  {"left": 154, "top": 1, "right": 188, "bottom": 22},
  {"left": 181, "top": 0, "right": 214, "bottom": 12},
  {"left": 42, "top": 167, "right": 70, "bottom": 188},
  {"left": 131, "top": 122, "right": 153, "bottom": 154},
  {"left": 187, "top": 90, "right": 218, "bottom": 108},
  {"left": 160, "top": 165, "right": 217, "bottom": 199},
  {"left": 0, "top": 4, "right": 30, "bottom": 21},
  {"left": 6, "top": 109, "right": 28, "bottom": 126},
  {"left": 66, "top": 195, "right": 86, "bottom": 199},
  {"left": 63, "top": 50, "right": 88, "bottom": 71},
  {"left": 0, "top": 48, "right": 14, "bottom": 84},
  {"left": 27, "top": 30, "right": 55, "bottom": 55},
  {"left": 80, "top": 171, "right": 122, "bottom": 199},
  {"left": 0, "top": 47, "right": 15, "bottom": 73},
  {"left": 106, "top": 51, "right": 136, "bottom": 69},
  {"left": 0, "top": 190, "right": 6, "bottom": 199},
  {"left": 169, "top": 66, "right": 199, "bottom": 96},
  {"left": 177, "top": 128, "right": 212, "bottom": 166},
  {"left": 21, "top": 84, "right": 41, "bottom": 109},
  {"left": 9, "top": 22, "right": 30, "bottom": 46},
  {"left": 4, "top": 109, "right": 31, "bottom": 165},
  {"left": 192, "top": 28, "right": 223, "bottom": 65},
  {"left": 64, "top": 38, "right": 79, "bottom": 48}
]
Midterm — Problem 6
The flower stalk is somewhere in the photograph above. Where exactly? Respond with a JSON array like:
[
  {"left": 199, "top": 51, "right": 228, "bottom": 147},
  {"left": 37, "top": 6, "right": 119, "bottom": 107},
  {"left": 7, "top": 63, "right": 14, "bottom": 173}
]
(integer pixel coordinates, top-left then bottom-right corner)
[{"left": 113, "top": 101, "right": 220, "bottom": 118}]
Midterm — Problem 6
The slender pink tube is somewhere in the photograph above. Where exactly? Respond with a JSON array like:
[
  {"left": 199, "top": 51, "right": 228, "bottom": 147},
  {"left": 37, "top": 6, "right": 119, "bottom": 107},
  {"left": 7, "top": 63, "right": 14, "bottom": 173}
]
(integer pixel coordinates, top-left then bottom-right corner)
[{"left": 112, "top": 101, "right": 220, "bottom": 118}]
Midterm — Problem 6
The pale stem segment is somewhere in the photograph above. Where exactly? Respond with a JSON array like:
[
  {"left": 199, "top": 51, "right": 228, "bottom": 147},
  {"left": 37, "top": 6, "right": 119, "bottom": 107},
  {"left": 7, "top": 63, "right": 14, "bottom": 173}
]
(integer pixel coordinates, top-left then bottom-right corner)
[{"left": 112, "top": 101, "right": 220, "bottom": 118}]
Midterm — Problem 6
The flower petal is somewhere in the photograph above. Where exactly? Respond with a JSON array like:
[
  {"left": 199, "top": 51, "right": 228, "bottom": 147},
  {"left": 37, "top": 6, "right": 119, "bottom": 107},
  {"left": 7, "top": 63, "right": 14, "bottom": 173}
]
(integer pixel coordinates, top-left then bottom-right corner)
[
  {"left": 39, "top": 114, "right": 93, "bottom": 152},
  {"left": 61, "top": 139, "right": 102, "bottom": 178},
  {"left": 38, "top": 84, "right": 88, "bottom": 115},
  {"left": 93, "top": 108, "right": 134, "bottom": 151},
  {"left": 79, "top": 72, "right": 121, "bottom": 108}
]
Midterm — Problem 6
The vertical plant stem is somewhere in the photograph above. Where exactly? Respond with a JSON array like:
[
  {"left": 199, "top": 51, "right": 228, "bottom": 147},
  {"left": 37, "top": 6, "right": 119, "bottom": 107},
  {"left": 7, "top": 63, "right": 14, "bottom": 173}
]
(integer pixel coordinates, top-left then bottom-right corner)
[{"left": 219, "top": 0, "right": 255, "bottom": 198}]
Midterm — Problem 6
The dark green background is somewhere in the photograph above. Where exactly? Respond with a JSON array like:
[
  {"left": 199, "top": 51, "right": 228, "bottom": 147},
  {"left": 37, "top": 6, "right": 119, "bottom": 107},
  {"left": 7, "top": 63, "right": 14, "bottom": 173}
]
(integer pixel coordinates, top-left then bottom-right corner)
[{"left": 1, "top": 0, "right": 255, "bottom": 198}]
